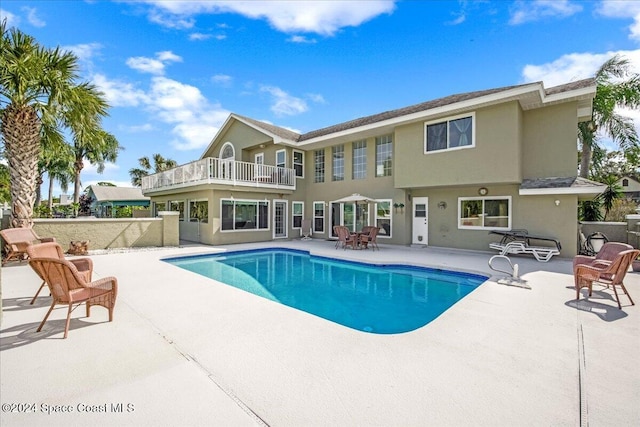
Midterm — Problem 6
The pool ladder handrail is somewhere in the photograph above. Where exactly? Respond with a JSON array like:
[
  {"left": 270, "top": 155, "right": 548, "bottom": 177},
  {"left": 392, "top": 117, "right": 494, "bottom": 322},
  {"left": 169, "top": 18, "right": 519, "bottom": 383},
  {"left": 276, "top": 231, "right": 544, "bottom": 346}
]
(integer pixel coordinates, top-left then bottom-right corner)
[{"left": 488, "top": 254, "right": 530, "bottom": 288}]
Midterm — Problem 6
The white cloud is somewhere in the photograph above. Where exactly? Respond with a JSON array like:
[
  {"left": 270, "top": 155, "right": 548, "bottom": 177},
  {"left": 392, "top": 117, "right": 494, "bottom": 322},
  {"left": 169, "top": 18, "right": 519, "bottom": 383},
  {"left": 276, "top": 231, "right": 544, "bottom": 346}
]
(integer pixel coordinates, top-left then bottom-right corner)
[
  {"left": 134, "top": 0, "right": 397, "bottom": 36},
  {"left": 287, "top": 35, "right": 317, "bottom": 44},
  {"left": 522, "top": 49, "right": 640, "bottom": 151},
  {"left": 119, "top": 123, "right": 154, "bottom": 133},
  {"left": 260, "top": 86, "right": 308, "bottom": 116},
  {"left": 509, "top": 0, "right": 582, "bottom": 25},
  {"left": 521, "top": 49, "right": 640, "bottom": 87},
  {"left": 126, "top": 51, "right": 182, "bottom": 75},
  {"left": 596, "top": 0, "right": 640, "bottom": 42},
  {"left": 306, "top": 93, "right": 326, "bottom": 104},
  {"left": 212, "top": 74, "right": 233, "bottom": 86},
  {"left": 146, "top": 76, "right": 230, "bottom": 150},
  {"left": 93, "top": 74, "right": 149, "bottom": 107},
  {"left": 189, "top": 32, "right": 212, "bottom": 41},
  {"left": 0, "top": 9, "right": 20, "bottom": 27},
  {"left": 21, "top": 6, "right": 45, "bottom": 27}
]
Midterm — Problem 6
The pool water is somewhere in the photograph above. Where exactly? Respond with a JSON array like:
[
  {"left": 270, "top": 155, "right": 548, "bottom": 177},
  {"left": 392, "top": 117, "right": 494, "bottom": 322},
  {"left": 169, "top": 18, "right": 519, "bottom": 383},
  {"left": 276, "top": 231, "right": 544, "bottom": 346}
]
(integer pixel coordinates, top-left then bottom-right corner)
[{"left": 165, "top": 248, "right": 487, "bottom": 334}]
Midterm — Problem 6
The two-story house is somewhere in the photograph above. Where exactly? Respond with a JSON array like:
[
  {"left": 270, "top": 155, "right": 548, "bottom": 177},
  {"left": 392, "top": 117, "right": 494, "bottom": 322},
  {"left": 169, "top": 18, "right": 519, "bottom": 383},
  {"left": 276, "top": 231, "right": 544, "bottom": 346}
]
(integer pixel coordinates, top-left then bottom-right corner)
[{"left": 141, "top": 78, "right": 603, "bottom": 257}]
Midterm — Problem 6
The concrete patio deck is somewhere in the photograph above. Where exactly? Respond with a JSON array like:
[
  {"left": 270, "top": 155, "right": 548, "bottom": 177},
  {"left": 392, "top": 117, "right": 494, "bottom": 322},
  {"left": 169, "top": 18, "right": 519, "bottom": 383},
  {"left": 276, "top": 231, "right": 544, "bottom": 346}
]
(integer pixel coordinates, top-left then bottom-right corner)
[{"left": 1, "top": 240, "right": 639, "bottom": 426}]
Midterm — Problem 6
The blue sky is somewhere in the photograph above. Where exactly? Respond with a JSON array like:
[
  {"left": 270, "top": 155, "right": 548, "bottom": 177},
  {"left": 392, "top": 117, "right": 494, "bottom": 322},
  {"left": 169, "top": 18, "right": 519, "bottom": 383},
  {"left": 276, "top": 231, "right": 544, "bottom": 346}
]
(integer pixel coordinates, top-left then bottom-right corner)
[{"left": 1, "top": 0, "right": 640, "bottom": 196}]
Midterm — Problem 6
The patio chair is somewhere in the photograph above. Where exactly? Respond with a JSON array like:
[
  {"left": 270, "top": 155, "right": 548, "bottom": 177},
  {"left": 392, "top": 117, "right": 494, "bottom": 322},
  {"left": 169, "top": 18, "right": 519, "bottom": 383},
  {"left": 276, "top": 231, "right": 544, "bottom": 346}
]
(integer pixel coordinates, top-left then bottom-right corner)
[
  {"left": 28, "top": 257, "right": 118, "bottom": 338},
  {"left": 574, "top": 249, "right": 640, "bottom": 309},
  {"left": 300, "top": 219, "right": 313, "bottom": 240},
  {"left": 26, "top": 242, "right": 93, "bottom": 305},
  {"left": 361, "top": 226, "right": 380, "bottom": 251},
  {"left": 335, "top": 226, "right": 357, "bottom": 250},
  {"left": 573, "top": 242, "right": 632, "bottom": 274},
  {"left": 0, "top": 227, "right": 56, "bottom": 265}
]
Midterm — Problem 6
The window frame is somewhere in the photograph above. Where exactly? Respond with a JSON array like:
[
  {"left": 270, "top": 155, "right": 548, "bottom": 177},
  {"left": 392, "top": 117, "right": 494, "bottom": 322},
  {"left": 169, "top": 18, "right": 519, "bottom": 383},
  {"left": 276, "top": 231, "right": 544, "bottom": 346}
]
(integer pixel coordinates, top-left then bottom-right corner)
[
  {"left": 168, "top": 200, "right": 185, "bottom": 221},
  {"left": 276, "top": 149, "right": 286, "bottom": 169},
  {"left": 189, "top": 199, "right": 209, "bottom": 223},
  {"left": 292, "top": 201, "right": 304, "bottom": 229},
  {"left": 424, "top": 112, "right": 475, "bottom": 154},
  {"left": 313, "top": 201, "right": 325, "bottom": 233},
  {"left": 457, "top": 196, "right": 511, "bottom": 230},
  {"left": 352, "top": 139, "right": 367, "bottom": 180},
  {"left": 374, "top": 199, "right": 392, "bottom": 238},
  {"left": 314, "top": 149, "right": 325, "bottom": 183},
  {"left": 375, "top": 134, "right": 393, "bottom": 177},
  {"left": 220, "top": 198, "right": 270, "bottom": 232},
  {"left": 293, "top": 149, "right": 304, "bottom": 178},
  {"left": 332, "top": 145, "right": 345, "bottom": 181}
]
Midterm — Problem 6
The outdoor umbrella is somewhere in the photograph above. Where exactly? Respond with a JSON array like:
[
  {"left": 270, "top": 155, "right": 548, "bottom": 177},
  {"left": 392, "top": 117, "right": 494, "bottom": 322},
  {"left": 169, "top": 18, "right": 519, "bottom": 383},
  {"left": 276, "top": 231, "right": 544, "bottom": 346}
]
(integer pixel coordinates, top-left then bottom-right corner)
[{"left": 333, "top": 193, "right": 376, "bottom": 231}]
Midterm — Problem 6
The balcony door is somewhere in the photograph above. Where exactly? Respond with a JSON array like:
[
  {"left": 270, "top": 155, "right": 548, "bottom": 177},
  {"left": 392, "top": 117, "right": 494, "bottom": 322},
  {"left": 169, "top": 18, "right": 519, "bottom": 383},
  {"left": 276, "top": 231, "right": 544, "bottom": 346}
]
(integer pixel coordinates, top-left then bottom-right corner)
[{"left": 220, "top": 142, "right": 235, "bottom": 180}]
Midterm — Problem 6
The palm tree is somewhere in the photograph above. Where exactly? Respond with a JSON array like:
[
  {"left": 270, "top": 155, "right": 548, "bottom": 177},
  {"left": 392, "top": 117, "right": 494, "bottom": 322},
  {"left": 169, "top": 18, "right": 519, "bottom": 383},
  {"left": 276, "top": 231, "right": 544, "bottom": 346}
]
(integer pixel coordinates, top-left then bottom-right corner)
[
  {"left": 579, "top": 55, "right": 640, "bottom": 178},
  {"left": 0, "top": 22, "right": 110, "bottom": 227},
  {"left": 70, "top": 129, "right": 121, "bottom": 203},
  {"left": 129, "top": 153, "right": 178, "bottom": 187}
]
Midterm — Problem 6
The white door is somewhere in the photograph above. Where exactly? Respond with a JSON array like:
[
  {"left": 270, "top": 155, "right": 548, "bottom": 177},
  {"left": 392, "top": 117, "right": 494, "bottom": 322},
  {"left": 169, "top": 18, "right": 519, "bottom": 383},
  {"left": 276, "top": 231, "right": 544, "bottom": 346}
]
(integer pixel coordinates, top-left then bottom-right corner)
[
  {"left": 273, "top": 200, "right": 287, "bottom": 239},
  {"left": 412, "top": 197, "right": 428, "bottom": 245}
]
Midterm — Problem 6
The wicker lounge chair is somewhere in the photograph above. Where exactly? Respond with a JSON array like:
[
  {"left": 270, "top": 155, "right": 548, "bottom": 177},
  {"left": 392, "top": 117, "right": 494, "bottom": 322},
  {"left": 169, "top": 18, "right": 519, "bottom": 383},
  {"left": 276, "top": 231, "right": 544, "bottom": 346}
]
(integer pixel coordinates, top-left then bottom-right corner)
[
  {"left": 361, "top": 226, "right": 380, "bottom": 251},
  {"left": 574, "top": 249, "right": 640, "bottom": 309},
  {"left": 28, "top": 256, "right": 117, "bottom": 338},
  {"left": 335, "top": 226, "right": 357, "bottom": 250},
  {"left": 573, "top": 242, "right": 632, "bottom": 272},
  {"left": 0, "top": 227, "right": 56, "bottom": 265},
  {"left": 26, "top": 242, "right": 93, "bottom": 305}
]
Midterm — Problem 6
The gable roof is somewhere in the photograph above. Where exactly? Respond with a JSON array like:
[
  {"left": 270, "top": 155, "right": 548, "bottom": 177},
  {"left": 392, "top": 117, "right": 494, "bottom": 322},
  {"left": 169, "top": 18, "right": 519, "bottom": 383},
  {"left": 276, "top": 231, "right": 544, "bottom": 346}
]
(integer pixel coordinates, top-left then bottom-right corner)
[
  {"left": 88, "top": 185, "right": 150, "bottom": 202},
  {"left": 212, "top": 78, "right": 595, "bottom": 150}
]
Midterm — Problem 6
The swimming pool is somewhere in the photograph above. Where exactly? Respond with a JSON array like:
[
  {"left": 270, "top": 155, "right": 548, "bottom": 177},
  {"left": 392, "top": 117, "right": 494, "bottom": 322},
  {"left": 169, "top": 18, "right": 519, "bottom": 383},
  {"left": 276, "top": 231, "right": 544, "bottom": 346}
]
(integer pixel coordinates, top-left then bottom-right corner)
[{"left": 165, "top": 248, "right": 487, "bottom": 334}]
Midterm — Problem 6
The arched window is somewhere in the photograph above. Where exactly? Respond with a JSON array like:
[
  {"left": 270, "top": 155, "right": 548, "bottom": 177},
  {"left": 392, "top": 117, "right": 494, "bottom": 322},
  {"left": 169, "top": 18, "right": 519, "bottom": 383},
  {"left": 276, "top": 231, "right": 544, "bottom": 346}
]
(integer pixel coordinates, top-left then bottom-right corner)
[
  {"left": 622, "top": 178, "right": 629, "bottom": 187},
  {"left": 221, "top": 142, "right": 235, "bottom": 160}
]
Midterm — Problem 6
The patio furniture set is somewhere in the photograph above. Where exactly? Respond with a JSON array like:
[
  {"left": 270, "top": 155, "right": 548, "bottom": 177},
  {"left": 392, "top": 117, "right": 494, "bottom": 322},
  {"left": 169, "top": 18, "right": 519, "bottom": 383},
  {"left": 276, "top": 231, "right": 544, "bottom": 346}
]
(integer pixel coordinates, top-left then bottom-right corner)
[
  {"left": 0, "top": 227, "right": 118, "bottom": 339},
  {"left": 333, "top": 225, "right": 380, "bottom": 250}
]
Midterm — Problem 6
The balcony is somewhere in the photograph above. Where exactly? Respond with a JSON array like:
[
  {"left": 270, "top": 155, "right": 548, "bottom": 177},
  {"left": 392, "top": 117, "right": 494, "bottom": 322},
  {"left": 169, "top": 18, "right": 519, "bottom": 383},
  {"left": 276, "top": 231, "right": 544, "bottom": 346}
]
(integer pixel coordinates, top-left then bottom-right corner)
[{"left": 141, "top": 157, "right": 296, "bottom": 194}]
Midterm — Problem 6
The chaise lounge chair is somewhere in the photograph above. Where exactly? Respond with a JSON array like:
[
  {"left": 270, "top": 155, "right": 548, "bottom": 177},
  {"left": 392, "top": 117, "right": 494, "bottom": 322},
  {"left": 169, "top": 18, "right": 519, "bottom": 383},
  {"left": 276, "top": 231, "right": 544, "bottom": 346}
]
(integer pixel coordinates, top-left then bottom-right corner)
[
  {"left": 26, "top": 242, "right": 93, "bottom": 305},
  {"left": 0, "top": 227, "right": 56, "bottom": 265},
  {"left": 489, "top": 229, "right": 561, "bottom": 262},
  {"left": 28, "top": 255, "right": 118, "bottom": 338},
  {"left": 574, "top": 249, "right": 640, "bottom": 309}
]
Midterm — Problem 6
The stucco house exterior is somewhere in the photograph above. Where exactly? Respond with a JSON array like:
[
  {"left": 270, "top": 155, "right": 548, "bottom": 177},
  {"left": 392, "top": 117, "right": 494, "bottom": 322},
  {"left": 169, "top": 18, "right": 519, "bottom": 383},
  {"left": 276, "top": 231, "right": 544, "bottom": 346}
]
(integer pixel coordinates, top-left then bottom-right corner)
[
  {"left": 617, "top": 175, "right": 640, "bottom": 202},
  {"left": 141, "top": 79, "right": 603, "bottom": 257}
]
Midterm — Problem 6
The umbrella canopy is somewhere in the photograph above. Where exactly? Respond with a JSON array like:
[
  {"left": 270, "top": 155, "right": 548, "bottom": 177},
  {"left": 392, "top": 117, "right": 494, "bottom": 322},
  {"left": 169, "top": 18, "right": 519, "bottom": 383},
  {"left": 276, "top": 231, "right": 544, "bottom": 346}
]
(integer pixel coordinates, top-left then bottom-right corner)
[{"left": 333, "top": 193, "right": 376, "bottom": 204}]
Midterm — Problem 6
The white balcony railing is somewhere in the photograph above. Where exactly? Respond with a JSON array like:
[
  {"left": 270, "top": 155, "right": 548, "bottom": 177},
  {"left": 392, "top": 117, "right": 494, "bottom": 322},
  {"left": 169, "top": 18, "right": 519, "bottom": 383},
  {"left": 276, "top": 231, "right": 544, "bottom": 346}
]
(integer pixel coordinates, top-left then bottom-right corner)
[{"left": 141, "top": 157, "right": 296, "bottom": 193}]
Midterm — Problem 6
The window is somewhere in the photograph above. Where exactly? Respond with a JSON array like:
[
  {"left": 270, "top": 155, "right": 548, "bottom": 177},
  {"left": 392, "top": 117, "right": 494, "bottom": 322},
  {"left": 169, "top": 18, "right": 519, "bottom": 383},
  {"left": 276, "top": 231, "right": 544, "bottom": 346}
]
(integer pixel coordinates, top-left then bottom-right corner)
[
  {"left": 425, "top": 113, "right": 474, "bottom": 153},
  {"left": 189, "top": 200, "right": 208, "bottom": 223},
  {"left": 352, "top": 140, "right": 367, "bottom": 179},
  {"left": 276, "top": 149, "right": 286, "bottom": 169},
  {"left": 314, "top": 150, "right": 325, "bottom": 183},
  {"left": 622, "top": 178, "right": 629, "bottom": 187},
  {"left": 458, "top": 196, "right": 511, "bottom": 230},
  {"left": 293, "top": 150, "right": 304, "bottom": 178},
  {"left": 221, "top": 199, "right": 269, "bottom": 231},
  {"left": 376, "top": 135, "right": 392, "bottom": 177},
  {"left": 375, "top": 200, "right": 392, "bottom": 238},
  {"left": 168, "top": 200, "right": 185, "bottom": 221},
  {"left": 332, "top": 145, "right": 344, "bottom": 181},
  {"left": 220, "top": 142, "right": 235, "bottom": 159},
  {"left": 292, "top": 201, "right": 304, "bottom": 228},
  {"left": 314, "top": 201, "right": 325, "bottom": 233}
]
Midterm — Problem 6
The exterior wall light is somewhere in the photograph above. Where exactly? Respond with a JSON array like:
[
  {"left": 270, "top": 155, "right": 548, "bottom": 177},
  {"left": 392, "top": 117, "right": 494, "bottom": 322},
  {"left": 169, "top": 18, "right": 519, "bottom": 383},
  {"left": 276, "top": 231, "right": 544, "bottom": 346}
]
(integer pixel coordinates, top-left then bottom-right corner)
[{"left": 438, "top": 201, "right": 447, "bottom": 209}]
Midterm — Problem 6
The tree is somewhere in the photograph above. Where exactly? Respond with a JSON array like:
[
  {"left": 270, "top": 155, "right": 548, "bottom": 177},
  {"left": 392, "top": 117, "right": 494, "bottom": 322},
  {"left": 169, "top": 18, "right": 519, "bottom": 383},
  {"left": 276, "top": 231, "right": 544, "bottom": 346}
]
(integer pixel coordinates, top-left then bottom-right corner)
[
  {"left": 69, "top": 128, "right": 121, "bottom": 203},
  {"left": 129, "top": 153, "right": 178, "bottom": 187},
  {"left": 0, "top": 22, "right": 111, "bottom": 227},
  {"left": 579, "top": 55, "right": 640, "bottom": 178},
  {"left": 600, "top": 175, "right": 622, "bottom": 220},
  {"left": 0, "top": 163, "right": 10, "bottom": 204}
]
